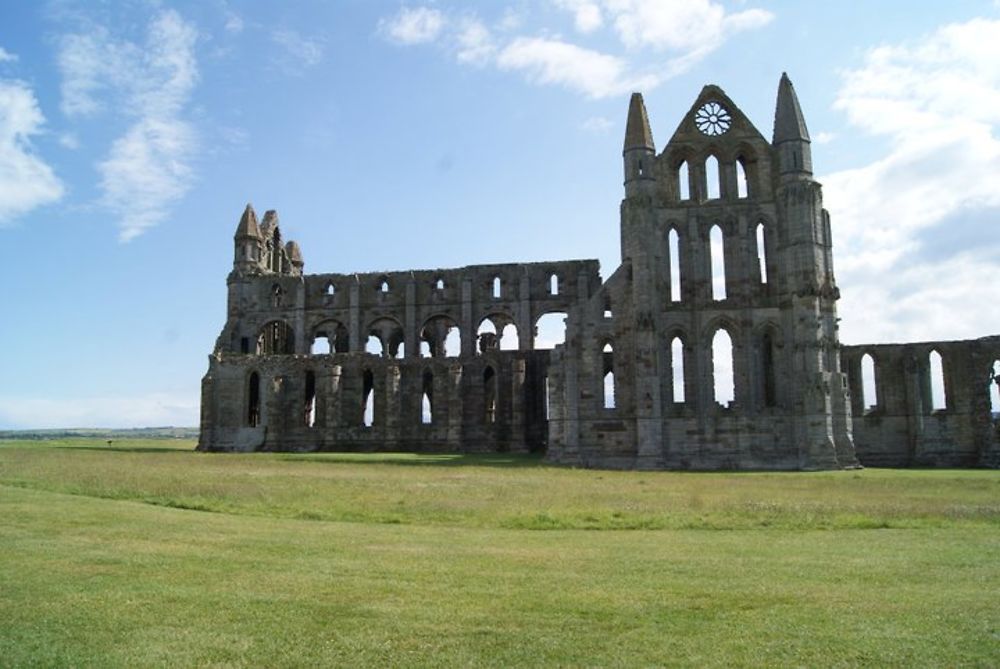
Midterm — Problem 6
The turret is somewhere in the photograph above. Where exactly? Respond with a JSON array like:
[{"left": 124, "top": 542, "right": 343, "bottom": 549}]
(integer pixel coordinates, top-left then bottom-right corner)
[
  {"left": 285, "top": 240, "right": 304, "bottom": 275},
  {"left": 772, "top": 73, "right": 813, "bottom": 180},
  {"left": 623, "top": 92, "right": 656, "bottom": 198},
  {"left": 233, "top": 203, "right": 262, "bottom": 271}
]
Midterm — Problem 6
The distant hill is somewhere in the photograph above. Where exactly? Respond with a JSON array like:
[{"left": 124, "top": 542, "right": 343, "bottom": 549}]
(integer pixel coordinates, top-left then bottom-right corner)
[{"left": 0, "top": 427, "right": 199, "bottom": 440}]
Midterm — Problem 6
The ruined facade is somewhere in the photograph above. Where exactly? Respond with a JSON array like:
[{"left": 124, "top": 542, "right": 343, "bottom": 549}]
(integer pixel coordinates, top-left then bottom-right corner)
[{"left": 199, "top": 75, "right": 1000, "bottom": 469}]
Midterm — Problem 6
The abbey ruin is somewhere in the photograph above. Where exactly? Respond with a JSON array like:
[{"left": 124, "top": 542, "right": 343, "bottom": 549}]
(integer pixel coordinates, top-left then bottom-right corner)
[{"left": 198, "top": 74, "right": 1000, "bottom": 469}]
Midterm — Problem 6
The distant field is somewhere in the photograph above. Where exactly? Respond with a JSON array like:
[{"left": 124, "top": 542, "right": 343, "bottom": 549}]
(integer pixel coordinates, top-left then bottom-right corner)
[{"left": 1, "top": 438, "right": 998, "bottom": 667}]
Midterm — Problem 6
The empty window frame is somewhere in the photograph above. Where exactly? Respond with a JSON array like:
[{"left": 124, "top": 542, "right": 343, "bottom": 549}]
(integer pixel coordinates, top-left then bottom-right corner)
[
  {"left": 861, "top": 353, "right": 878, "bottom": 411},
  {"left": 710, "top": 225, "right": 727, "bottom": 301},
  {"left": 706, "top": 155, "right": 721, "bottom": 199},
  {"left": 671, "top": 336, "right": 685, "bottom": 403},
  {"left": 712, "top": 328, "right": 735, "bottom": 407},
  {"left": 929, "top": 350, "right": 946, "bottom": 411},
  {"left": 668, "top": 229, "right": 682, "bottom": 302}
]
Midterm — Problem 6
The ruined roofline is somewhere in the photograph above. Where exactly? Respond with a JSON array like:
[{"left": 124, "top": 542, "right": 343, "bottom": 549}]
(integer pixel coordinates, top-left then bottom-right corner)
[
  {"left": 843, "top": 334, "right": 1000, "bottom": 349},
  {"left": 287, "top": 258, "right": 602, "bottom": 281}
]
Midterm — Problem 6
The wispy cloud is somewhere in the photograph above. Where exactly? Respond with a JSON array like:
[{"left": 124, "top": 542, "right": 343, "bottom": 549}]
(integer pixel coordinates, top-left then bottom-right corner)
[
  {"left": 580, "top": 115, "right": 614, "bottom": 132},
  {"left": 0, "top": 46, "right": 17, "bottom": 63},
  {"left": 377, "top": 1, "right": 772, "bottom": 98},
  {"left": 380, "top": 7, "right": 446, "bottom": 45},
  {"left": 823, "top": 18, "right": 1000, "bottom": 342},
  {"left": 0, "top": 78, "right": 64, "bottom": 224},
  {"left": 271, "top": 28, "right": 324, "bottom": 70},
  {"left": 57, "top": 9, "right": 199, "bottom": 241}
]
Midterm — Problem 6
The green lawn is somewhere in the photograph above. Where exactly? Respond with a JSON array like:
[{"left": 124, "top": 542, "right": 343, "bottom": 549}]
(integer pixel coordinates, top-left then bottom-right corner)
[{"left": 1, "top": 439, "right": 998, "bottom": 667}]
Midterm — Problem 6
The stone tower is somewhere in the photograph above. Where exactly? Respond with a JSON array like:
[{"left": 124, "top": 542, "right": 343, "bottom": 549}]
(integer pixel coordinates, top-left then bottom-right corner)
[{"left": 545, "top": 74, "right": 859, "bottom": 469}]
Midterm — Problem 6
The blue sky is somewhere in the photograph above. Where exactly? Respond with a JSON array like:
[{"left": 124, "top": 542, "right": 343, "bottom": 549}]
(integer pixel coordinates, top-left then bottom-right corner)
[{"left": 2, "top": 0, "right": 999, "bottom": 428}]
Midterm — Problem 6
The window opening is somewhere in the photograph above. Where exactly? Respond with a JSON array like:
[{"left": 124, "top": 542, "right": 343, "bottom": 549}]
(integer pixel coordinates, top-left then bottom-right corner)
[
  {"left": 671, "top": 337, "right": 685, "bottom": 403},
  {"left": 602, "top": 342, "right": 615, "bottom": 409},
  {"left": 421, "top": 370, "right": 433, "bottom": 424},
  {"left": 668, "top": 229, "right": 681, "bottom": 302},
  {"left": 436, "top": 278, "right": 445, "bottom": 290},
  {"left": 736, "top": 158, "right": 749, "bottom": 198},
  {"left": 247, "top": 372, "right": 260, "bottom": 427},
  {"left": 484, "top": 366, "right": 497, "bottom": 424},
  {"left": 363, "top": 369, "right": 374, "bottom": 427},
  {"left": 710, "top": 225, "right": 727, "bottom": 300},
  {"left": 534, "top": 312, "right": 567, "bottom": 350},
  {"left": 550, "top": 274, "right": 559, "bottom": 295},
  {"left": 712, "top": 329, "right": 735, "bottom": 407},
  {"left": 861, "top": 353, "right": 877, "bottom": 411},
  {"left": 706, "top": 155, "right": 721, "bottom": 199},
  {"left": 492, "top": 276, "right": 501, "bottom": 299},
  {"left": 929, "top": 350, "right": 946, "bottom": 411},
  {"left": 380, "top": 280, "right": 389, "bottom": 293},
  {"left": 678, "top": 161, "right": 690, "bottom": 200},
  {"left": 304, "top": 371, "right": 316, "bottom": 427},
  {"left": 756, "top": 223, "right": 768, "bottom": 284},
  {"left": 990, "top": 360, "right": 1000, "bottom": 416}
]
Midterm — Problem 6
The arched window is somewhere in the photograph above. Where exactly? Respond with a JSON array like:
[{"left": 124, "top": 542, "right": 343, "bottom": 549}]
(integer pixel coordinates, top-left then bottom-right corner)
[
  {"left": 492, "top": 277, "right": 501, "bottom": 299},
  {"left": 257, "top": 321, "right": 294, "bottom": 355},
  {"left": 499, "top": 324, "right": 518, "bottom": 350},
  {"left": 929, "top": 350, "right": 946, "bottom": 411},
  {"left": 435, "top": 278, "right": 445, "bottom": 290},
  {"left": 380, "top": 280, "right": 389, "bottom": 293},
  {"left": 736, "top": 158, "right": 749, "bottom": 198},
  {"left": 271, "top": 284, "right": 283, "bottom": 308},
  {"left": 706, "top": 155, "right": 721, "bottom": 199},
  {"left": 304, "top": 371, "right": 316, "bottom": 427},
  {"left": 247, "top": 372, "right": 260, "bottom": 427},
  {"left": 421, "top": 370, "right": 433, "bottom": 425},
  {"left": 602, "top": 342, "right": 615, "bottom": 409},
  {"left": 762, "top": 332, "right": 776, "bottom": 408},
  {"left": 484, "top": 366, "right": 497, "bottom": 424},
  {"left": 325, "top": 282, "right": 335, "bottom": 297},
  {"left": 710, "top": 225, "right": 727, "bottom": 301},
  {"left": 756, "top": 223, "right": 768, "bottom": 285},
  {"left": 550, "top": 274, "right": 559, "bottom": 295},
  {"left": 990, "top": 360, "right": 1000, "bottom": 416},
  {"left": 362, "top": 369, "right": 375, "bottom": 427},
  {"left": 534, "top": 313, "right": 567, "bottom": 350},
  {"left": 671, "top": 336, "right": 685, "bottom": 403},
  {"left": 712, "top": 328, "right": 735, "bottom": 407},
  {"left": 311, "top": 335, "right": 331, "bottom": 355},
  {"left": 677, "top": 161, "right": 690, "bottom": 200},
  {"left": 861, "top": 353, "right": 877, "bottom": 411},
  {"left": 668, "top": 228, "right": 681, "bottom": 302},
  {"left": 365, "top": 335, "right": 383, "bottom": 356}
]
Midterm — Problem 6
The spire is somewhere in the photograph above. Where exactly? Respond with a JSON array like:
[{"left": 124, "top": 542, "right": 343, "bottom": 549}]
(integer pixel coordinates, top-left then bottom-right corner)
[
  {"left": 773, "top": 72, "right": 810, "bottom": 144},
  {"left": 624, "top": 92, "right": 655, "bottom": 152},
  {"left": 235, "top": 203, "right": 261, "bottom": 239},
  {"left": 772, "top": 72, "right": 813, "bottom": 179}
]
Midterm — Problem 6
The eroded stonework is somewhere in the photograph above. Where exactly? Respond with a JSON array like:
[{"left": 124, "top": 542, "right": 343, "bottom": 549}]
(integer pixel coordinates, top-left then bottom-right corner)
[{"left": 198, "top": 74, "right": 999, "bottom": 469}]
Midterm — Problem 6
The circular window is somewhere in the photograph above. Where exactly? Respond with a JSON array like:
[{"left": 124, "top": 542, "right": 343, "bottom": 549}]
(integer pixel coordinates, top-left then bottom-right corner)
[{"left": 694, "top": 101, "right": 731, "bottom": 136}]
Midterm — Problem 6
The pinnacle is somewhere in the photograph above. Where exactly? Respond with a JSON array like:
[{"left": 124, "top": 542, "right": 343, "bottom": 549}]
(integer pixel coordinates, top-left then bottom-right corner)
[
  {"left": 624, "top": 92, "right": 655, "bottom": 152},
  {"left": 773, "top": 73, "right": 810, "bottom": 144}
]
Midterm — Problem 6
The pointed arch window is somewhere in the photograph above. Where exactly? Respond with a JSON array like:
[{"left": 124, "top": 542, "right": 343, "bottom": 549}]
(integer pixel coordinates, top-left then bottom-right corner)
[
  {"left": 671, "top": 336, "right": 685, "bottom": 403},
  {"left": 550, "top": 274, "right": 559, "bottom": 295},
  {"left": 710, "top": 225, "right": 727, "bottom": 301},
  {"left": 990, "top": 360, "right": 1000, "bottom": 416},
  {"left": 677, "top": 161, "right": 690, "bottom": 201},
  {"left": 756, "top": 223, "right": 768, "bottom": 285},
  {"left": 929, "top": 350, "right": 946, "bottom": 411},
  {"left": 668, "top": 229, "right": 682, "bottom": 302},
  {"left": 861, "top": 353, "right": 878, "bottom": 412},
  {"left": 736, "top": 158, "right": 749, "bottom": 198},
  {"left": 247, "top": 372, "right": 260, "bottom": 427},
  {"left": 421, "top": 370, "right": 434, "bottom": 424},
  {"left": 712, "top": 328, "right": 735, "bottom": 408},
  {"left": 706, "top": 155, "right": 721, "bottom": 199},
  {"left": 362, "top": 369, "right": 375, "bottom": 427},
  {"left": 304, "top": 371, "right": 316, "bottom": 427},
  {"left": 484, "top": 366, "right": 497, "bottom": 424},
  {"left": 602, "top": 342, "right": 615, "bottom": 409},
  {"left": 492, "top": 277, "right": 502, "bottom": 299}
]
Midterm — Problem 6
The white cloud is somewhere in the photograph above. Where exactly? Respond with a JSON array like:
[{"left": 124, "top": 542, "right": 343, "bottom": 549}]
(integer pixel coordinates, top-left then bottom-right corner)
[
  {"left": 378, "top": 1, "right": 771, "bottom": 98},
  {"left": 0, "top": 80, "right": 64, "bottom": 224},
  {"left": 224, "top": 12, "right": 244, "bottom": 35},
  {"left": 58, "top": 132, "right": 79, "bottom": 149},
  {"left": 553, "top": 0, "right": 603, "bottom": 33},
  {"left": 0, "top": 392, "right": 198, "bottom": 429},
  {"left": 813, "top": 131, "right": 835, "bottom": 144},
  {"left": 580, "top": 115, "right": 614, "bottom": 132},
  {"left": 271, "top": 28, "right": 324, "bottom": 68},
  {"left": 0, "top": 46, "right": 17, "bottom": 63},
  {"left": 455, "top": 19, "right": 495, "bottom": 65},
  {"left": 380, "top": 7, "right": 446, "bottom": 45},
  {"left": 498, "top": 37, "right": 658, "bottom": 98},
  {"left": 58, "top": 9, "right": 199, "bottom": 241},
  {"left": 822, "top": 18, "right": 1000, "bottom": 343}
]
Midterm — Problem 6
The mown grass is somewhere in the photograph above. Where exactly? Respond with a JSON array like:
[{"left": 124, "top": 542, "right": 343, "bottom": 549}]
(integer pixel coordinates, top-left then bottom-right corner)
[{"left": 1, "top": 438, "right": 998, "bottom": 667}]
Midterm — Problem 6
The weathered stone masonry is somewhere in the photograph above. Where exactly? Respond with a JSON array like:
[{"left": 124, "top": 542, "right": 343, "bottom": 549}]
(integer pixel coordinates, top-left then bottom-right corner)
[{"left": 199, "top": 74, "right": 999, "bottom": 469}]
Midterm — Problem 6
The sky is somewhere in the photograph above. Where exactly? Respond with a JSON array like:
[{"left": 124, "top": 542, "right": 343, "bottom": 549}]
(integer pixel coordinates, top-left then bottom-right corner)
[{"left": 2, "top": 0, "right": 1000, "bottom": 428}]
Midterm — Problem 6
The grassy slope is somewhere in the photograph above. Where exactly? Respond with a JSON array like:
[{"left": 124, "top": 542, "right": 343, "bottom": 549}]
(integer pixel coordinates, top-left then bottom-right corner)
[{"left": 0, "top": 439, "right": 998, "bottom": 667}]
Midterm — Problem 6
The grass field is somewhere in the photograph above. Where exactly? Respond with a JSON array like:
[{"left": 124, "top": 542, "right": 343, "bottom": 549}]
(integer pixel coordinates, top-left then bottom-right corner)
[{"left": 1, "top": 438, "right": 998, "bottom": 667}]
